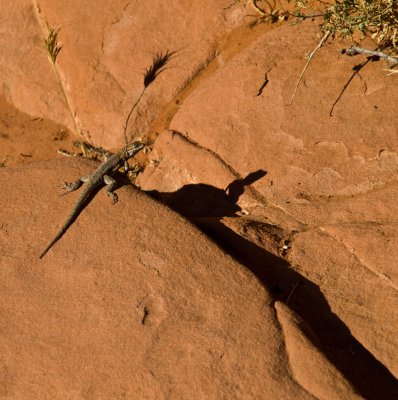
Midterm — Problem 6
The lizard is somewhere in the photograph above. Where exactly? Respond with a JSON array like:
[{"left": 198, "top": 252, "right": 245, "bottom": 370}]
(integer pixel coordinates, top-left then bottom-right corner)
[{"left": 39, "top": 140, "right": 145, "bottom": 259}]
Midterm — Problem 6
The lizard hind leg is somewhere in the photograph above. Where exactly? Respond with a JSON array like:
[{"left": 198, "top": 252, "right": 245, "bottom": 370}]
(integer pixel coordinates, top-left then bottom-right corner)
[
  {"left": 103, "top": 174, "right": 118, "bottom": 204},
  {"left": 59, "top": 175, "right": 90, "bottom": 196}
]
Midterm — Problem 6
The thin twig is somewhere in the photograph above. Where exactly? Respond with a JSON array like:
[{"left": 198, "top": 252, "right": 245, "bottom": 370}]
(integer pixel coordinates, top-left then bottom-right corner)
[
  {"left": 342, "top": 46, "right": 398, "bottom": 67},
  {"left": 123, "top": 88, "right": 145, "bottom": 144},
  {"left": 51, "top": 63, "right": 87, "bottom": 156},
  {"left": 385, "top": 68, "right": 398, "bottom": 75},
  {"left": 251, "top": 0, "right": 266, "bottom": 15},
  {"left": 286, "top": 280, "right": 301, "bottom": 305},
  {"left": 223, "top": 0, "right": 240, "bottom": 11},
  {"left": 288, "top": 31, "right": 330, "bottom": 105},
  {"left": 42, "top": 22, "right": 88, "bottom": 156}
]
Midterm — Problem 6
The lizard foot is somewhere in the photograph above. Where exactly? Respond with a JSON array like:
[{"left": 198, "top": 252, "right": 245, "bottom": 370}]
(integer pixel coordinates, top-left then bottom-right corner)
[
  {"left": 59, "top": 181, "right": 82, "bottom": 196},
  {"left": 108, "top": 192, "right": 118, "bottom": 205},
  {"left": 58, "top": 176, "right": 88, "bottom": 195}
]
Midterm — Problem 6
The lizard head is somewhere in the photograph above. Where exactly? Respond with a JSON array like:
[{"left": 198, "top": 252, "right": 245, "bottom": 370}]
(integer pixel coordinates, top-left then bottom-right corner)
[{"left": 126, "top": 141, "right": 145, "bottom": 157}]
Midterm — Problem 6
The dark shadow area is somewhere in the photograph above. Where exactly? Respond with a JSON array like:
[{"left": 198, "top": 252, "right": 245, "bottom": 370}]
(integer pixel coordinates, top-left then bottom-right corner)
[
  {"left": 144, "top": 171, "right": 398, "bottom": 399},
  {"left": 225, "top": 170, "right": 267, "bottom": 203},
  {"left": 143, "top": 50, "right": 177, "bottom": 88},
  {"left": 198, "top": 221, "right": 398, "bottom": 399},
  {"left": 147, "top": 170, "right": 266, "bottom": 219},
  {"left": 124, "top": 49, "right": 177, "bottom": 143},
  {"left": 330, "top": 57, "right": 373, "bottom": 116}
]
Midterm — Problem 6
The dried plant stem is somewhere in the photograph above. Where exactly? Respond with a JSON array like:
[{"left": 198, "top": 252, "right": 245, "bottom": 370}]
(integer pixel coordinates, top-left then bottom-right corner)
[
  {"left": 223, "top": 0, "right": 240, "bottom": 10},
  {"left": 343, "top": 46, "right": 398, "bottom": 67},
  {"left": 50, "top": 63, "right": 87, "bottom": 156},
  {"left": 41, "top": 22, "right": 87, "bottom": 156},
  {"left": 251, "top": 0, "right": 266, "bottom": 16},
  {"left": 385, "top": 68, "right": 398, "bottom": 75},
  {"left": 123, "top": 88, "right": 145, "bottom": 144},
  {"left": 286, "top": 280, "right": 301, "bottom": 305},
  {"left": 288, "top": 30, "right": 330, "bottom": 105}
]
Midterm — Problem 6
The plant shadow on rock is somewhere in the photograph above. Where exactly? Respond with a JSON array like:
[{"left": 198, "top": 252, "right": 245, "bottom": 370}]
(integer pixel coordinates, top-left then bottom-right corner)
[{"left": 145, "top": 170, "right": 398, "bottom": 400}]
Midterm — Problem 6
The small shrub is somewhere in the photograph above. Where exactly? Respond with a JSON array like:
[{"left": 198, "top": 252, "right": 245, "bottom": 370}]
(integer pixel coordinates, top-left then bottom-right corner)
[{"left": 290, "top": 0, "right": 398, "bottom": 52}]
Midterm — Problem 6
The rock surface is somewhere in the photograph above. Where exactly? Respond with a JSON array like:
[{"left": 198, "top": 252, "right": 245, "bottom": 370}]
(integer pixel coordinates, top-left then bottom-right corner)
[
  {"left": 1, "top": 0, "right": 245, "bottom": 148},
  {"left": 1, "top": 1, "right": 398, "bottom": 398},
  {"left": 167, "top": 19, "right": 398, "bottom": 383},
  {"left": 1, "top": 159, "right": 319, "bottom": 399}
]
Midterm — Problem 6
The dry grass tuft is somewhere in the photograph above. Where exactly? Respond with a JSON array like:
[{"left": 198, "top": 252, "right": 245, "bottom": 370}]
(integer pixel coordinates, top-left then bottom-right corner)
[{"left": 43, "top": 23, "right": 62, "bottom": 64}]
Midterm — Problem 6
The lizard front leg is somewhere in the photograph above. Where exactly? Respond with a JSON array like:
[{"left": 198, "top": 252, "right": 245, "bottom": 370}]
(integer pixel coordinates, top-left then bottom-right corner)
[
  {"left": 103, "top": 175, "right": 118, "bottom": 204},
  {"left": 124, "top": 160, "right": 129, "bottom": 173},
  {"left": 59, "top": 175, "right": 90, "bottom": 195}
]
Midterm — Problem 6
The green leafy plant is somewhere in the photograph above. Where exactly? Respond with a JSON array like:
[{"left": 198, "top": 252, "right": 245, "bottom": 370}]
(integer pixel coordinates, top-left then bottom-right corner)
[
  {"left": 286, "top": 1, "right": 398, "bottom": 103},
  {"left": 291, "top": 0, "right": 398, "bottom": 51}
]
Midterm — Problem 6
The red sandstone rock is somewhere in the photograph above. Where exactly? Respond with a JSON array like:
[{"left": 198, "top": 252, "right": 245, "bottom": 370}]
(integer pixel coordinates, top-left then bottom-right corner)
[
  {"left": 0, "top": 2, "right": 397, "bottom": 398},
  {"left": 1, "top": 159, "right": 316, "bottom": 399}
]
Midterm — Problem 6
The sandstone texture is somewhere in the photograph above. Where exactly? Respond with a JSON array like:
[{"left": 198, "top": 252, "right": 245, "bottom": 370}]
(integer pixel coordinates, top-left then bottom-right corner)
[
  {"left": 1, "top": 159, "right": 320, "bottom": 399},
  {"left": 1, "top": 0, "right": 397, "bottom": 398},
  {"left": 1, "top": 0, "right": 245, "bottom": 148}
]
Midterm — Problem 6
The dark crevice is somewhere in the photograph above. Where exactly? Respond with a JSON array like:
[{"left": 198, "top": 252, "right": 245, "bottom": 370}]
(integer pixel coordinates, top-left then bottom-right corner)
[{"left": 255, "top": 68, "right": 271, "bottom": 96}]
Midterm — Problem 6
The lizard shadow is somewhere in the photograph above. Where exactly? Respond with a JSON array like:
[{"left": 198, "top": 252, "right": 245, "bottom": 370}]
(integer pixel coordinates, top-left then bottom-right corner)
[
  {"left": 144, "top": 170, "right": 398, "bottom": 399},
  {"left": 146, "top": 169, "right": 266, "bottom": 219}
]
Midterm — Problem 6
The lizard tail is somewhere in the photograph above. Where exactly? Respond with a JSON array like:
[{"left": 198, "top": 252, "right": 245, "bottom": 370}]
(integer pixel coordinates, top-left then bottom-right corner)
[
  {"left": 39, "top": 185, "right": 93, "bottom": 259},
  {"left": 39, "top": 210, "right": 83, "bottom": 258},
  {"left": 39, "top": 223, "right": 71, "bottom": 259},
  {"left": 39, "top": 239, "right": 59, "bottom": 259}
]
